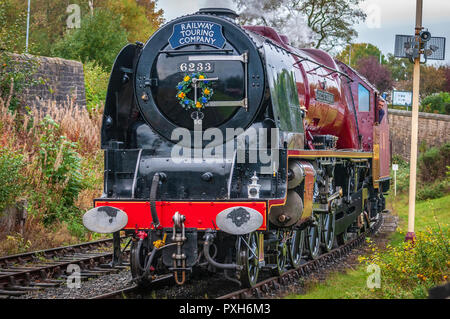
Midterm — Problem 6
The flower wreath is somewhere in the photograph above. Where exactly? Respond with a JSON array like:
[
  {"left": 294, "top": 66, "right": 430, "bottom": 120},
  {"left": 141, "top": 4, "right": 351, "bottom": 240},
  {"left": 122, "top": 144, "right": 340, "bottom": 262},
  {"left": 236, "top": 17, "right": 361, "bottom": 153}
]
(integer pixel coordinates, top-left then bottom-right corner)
[{"left": 176, "top": 72, "right": 213, "bottom": 110}]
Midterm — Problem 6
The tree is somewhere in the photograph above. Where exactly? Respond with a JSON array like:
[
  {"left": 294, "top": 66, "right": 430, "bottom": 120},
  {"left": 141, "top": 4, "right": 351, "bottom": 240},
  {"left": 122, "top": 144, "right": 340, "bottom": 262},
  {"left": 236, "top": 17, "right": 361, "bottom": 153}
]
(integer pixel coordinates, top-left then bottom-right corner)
[
  {"left": 2, "top": 0, "right": 163, "bottom": 56},
  {"left": 52, "top": 9, "right": 128, "bottom": 70},
  {"left": 395, "top": 64, "right": 446, "bottom": 97},
  {"left": 420, "top": 65, "right": 446, "bottom": 97},
  {"left": 136, "top": 0, "right": 165, "bottom": 29},
  {"left": 4, "top": 0, "right": 91, "bottom": 56},
  {"left": 384, "top": 53, "right": 412, "bottom": 82},
  {"left": 233, "top": 0, "right": 366, "bottom": 51},
  {"left": 438, "top": 65, "right": 450, "bottom": 92},
  {"left": 95, "top": 0, "right": 164, "bottom": 43},
  {"left": 356, "top": 56, "right": 393, "bottom": 93},
  {"left": 420, "top": 92, "right": 450, "bottom": 115},
  {"left": 0, "top": 0, "right": 27, "bottom": 52},
  {"left": 337, "top": 43, "right": 384, "bottom": 69}
]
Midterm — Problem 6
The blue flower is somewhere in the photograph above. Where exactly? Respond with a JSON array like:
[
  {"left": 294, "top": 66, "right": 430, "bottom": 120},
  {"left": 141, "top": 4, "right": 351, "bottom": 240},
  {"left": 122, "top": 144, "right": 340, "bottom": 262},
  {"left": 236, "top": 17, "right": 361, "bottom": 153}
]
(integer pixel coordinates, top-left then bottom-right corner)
[
  {"left": 201, "top": 97, "right": 208, "bottom": 103},
  {"left": 204, "top": 80, "right": 209, "bottom": 84},
  {"left": 178, "top": 85, "right": 183, "bottom": 90},
  {"left": 184, "top": 100, "right": 189, "bottom": 105}
]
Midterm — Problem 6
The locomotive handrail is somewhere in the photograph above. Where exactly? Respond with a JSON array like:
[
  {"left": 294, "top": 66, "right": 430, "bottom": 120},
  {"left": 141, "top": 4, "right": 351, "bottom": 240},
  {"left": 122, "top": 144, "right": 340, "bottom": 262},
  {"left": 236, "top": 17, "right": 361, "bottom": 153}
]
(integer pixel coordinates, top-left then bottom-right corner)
[
  {"left": 206, "top": 99, "right": 247, "bottom": 108},
  {"left": 292, "top": 55, "right": 353, "bottom": 82},
  {"left": 159, "top": 49, "right": 234, "bottom": 55},
  {"left": 188, "top": 53, "right": 248, "bottom": 63},
  {"left": 263, "top": 39, "right": 353, "bottom": 82}
]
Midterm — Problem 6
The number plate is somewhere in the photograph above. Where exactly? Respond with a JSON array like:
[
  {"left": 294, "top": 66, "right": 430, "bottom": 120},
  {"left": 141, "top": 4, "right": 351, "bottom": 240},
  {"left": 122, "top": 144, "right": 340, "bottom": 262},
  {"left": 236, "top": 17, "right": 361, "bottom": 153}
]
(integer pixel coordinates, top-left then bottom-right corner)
[{"left": 178, "top": 62, "right": 214, "bottom": 73}]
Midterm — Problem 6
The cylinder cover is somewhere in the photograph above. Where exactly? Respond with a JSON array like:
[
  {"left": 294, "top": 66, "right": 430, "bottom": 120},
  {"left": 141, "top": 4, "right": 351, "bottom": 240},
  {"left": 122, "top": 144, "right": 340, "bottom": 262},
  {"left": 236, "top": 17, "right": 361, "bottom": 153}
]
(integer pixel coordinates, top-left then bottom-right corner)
[{"left": 269, "top": 190, "right": 303, "bottom": 227}]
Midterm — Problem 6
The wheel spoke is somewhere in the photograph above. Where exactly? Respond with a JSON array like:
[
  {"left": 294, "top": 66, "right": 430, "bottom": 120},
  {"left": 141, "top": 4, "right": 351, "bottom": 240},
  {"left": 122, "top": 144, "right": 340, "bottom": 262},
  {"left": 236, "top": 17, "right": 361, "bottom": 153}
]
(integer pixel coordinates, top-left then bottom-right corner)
[{"left": 238, "top": 232, "right": 260, "bottom": 288}]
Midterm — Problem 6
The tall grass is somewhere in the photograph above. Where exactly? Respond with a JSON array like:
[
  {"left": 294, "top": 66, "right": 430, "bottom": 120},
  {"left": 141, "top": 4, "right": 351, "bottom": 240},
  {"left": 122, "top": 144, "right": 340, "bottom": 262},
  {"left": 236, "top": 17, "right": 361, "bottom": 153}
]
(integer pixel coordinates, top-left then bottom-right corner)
[{"left": 0, "top": 92, "right": 104, "bottom": 255}]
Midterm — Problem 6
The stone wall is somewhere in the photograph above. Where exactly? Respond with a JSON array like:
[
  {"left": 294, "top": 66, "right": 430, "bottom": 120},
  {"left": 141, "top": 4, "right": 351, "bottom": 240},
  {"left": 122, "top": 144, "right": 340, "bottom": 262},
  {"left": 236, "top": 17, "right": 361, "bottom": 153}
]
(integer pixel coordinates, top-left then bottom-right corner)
[
  {"left": 12, "top": 53, "right": 86, "bottom": 109},
  {"left": 388, "top": 109, "right": 450, "bottom": 160}
]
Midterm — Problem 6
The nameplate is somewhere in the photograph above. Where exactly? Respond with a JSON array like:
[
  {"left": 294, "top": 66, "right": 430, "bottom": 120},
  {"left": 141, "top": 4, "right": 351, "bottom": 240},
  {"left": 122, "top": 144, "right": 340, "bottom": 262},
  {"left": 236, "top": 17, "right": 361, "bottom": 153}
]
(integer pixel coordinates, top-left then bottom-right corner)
[{"left": 169, "top": 21, "right": 226, "bottom": 49}]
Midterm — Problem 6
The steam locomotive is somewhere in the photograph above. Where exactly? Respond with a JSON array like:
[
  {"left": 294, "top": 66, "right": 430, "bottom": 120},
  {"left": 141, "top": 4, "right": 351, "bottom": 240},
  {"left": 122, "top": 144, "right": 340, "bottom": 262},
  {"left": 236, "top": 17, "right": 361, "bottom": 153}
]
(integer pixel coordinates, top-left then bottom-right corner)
[{"left": 83, "top": 8, "right": 391, "bottom": 288}]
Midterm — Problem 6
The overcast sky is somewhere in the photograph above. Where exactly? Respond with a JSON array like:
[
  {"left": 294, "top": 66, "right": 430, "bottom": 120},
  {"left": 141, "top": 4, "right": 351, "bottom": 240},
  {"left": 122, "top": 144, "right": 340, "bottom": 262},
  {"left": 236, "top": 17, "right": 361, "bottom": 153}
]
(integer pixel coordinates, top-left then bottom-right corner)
[{"left": 155, "top": 0, "right": 450, "bottom": 65}]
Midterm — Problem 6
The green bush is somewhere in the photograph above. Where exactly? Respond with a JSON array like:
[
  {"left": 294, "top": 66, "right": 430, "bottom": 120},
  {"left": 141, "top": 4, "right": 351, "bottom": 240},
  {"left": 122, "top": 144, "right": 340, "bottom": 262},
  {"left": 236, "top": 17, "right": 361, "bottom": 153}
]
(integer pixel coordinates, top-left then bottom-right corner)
[
  {"left": 84, "top": 61, "right": 109, "bottom": 112},
  {"left": 418, "top": 143, "right": 450, "bottom": 183},
  {"left": 35, "top": 116, "right": 83, "bottom": 227},
  {"left": 392, "top": 144, "right": 450, "bottom": 199},
  {"left": 360, "top": 227, "right": 450, "bottom": 298},
  {"left": 391, "top": 156, "right": 410, "bottom": 193},
  {"left": 420, "top": 92, "right": 450, "bottom": 115},
  {"left": 0, "top": 148, "right": 24, "bottom": 213},
  {"left": 52, "top": 8, "right": 128, "bottom": 71},
  {"left": 417, "top": 179, "right": 449, "bottom": 201}
]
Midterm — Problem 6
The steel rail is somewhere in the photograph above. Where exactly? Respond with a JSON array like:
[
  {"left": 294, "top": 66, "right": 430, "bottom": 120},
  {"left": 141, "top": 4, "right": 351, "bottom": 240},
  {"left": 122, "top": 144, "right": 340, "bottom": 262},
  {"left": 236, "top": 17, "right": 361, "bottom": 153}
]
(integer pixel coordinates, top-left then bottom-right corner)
[
  {"left": 0, "top": 238, "right": 130, "bottom": 298},
  {"left": 0, "top": 238, "right": 115, "bottom": 267}
]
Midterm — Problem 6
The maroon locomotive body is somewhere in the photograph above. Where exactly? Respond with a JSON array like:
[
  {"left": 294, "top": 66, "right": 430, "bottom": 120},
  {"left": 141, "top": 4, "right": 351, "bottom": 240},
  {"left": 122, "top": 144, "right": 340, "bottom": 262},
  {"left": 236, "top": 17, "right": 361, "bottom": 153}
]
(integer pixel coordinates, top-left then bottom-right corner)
[{"left": 83, "top": 8, "right": 391, "bottom": 288}]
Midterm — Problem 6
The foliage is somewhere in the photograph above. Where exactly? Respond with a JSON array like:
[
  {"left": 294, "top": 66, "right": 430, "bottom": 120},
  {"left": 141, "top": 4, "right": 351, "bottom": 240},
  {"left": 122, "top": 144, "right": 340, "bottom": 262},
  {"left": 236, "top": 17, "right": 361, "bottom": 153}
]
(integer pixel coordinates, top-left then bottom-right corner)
[
  {"left": 84, "top": 61, "right": 109, "bottom": 111},
  {"left": 395, "top": 64, "right": 447, "bottom": 97},
  {"left": 34, "top": 116, "right": 83, "bottom": 226},
  {"left": 360, "top": 227, "right": 449, "bottom": 298},
  {"left": 0, "top": 82, "right": 104, "bottom": 243},
  {"left": 3, "top": 0, "right": 163, "bottom": 57},
  {"left": 0, "top": 0, "right": 44, "bottom": 111},
  {"left": 135, "top": 0, "right": 165, "bottom": 28},
  {"left": 420, "top": 92, "right": 450, "bottom": 115},
  {"left": 0, "top": 0, "right": 26, "bottom": 52},
  {"left": 356, "top": 56, "right": 393, "bottom": 92},
  {"left": 440, "top": 65, "right": 450, "bottom": 92},
  {"left": 385, "top": 53, "right": 413, "bottom": 82},
  {"left": 52, "top": 8, "right": 128, "bottom": 70},
  {"left": 418, "top": 143, "right": 450, "bottom": 183},
  {"left": 4, "top": 233, "right": 32, "bottom": 254},
  {"left": 337, "top": 43, "right": 384, "bottom": 69},
  {"left": 101, "top": 0, "right": 161, "bottom": 43},
  {"left": 20, "top": 0, "right": 90, "bottom": 57},
  {"left": 420, "top": 65, "right": 447, "bottom": 97},
  {"left": 234, "top": 0, "right": 366, "bottom": 51},
  {"left": 391, "top": 143, "right": 450, "bottom": 199},
  {"left": 0, "top": 149, "right": 24, "bottom": 213},
  {"left": 416, "top": 179, "right": 449, "bottom": 201}
]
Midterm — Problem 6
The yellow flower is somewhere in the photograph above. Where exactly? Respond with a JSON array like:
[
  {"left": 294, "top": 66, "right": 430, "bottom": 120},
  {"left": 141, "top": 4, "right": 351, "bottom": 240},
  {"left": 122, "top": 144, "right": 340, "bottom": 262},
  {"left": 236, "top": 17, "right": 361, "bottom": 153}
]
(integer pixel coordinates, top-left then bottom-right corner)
[
  {"left": 199, "top": 75, "right": 205, "bottom": 79},
  {"left": 178, "top": 92, "right": 185, "bottom": 99},
  {"left": 195, "top": 101, "right": 202, "bottom": 108},
  {"left": 203, "top": 88, "right": 210, "bottom": 95},
  {"left": 184, "top": 75, "right": 190, "bottom": 82}
]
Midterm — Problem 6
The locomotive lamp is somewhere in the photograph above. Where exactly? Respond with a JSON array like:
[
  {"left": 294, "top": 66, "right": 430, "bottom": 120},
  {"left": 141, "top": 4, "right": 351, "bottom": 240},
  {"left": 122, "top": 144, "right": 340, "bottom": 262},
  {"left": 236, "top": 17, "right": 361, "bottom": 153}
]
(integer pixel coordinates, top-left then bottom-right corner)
[
  {"left": 82, "top": 206, "right": 128, "bottom": 234},
  {"left": 248, "top": 171, "right": 261, "bottom": 199}
]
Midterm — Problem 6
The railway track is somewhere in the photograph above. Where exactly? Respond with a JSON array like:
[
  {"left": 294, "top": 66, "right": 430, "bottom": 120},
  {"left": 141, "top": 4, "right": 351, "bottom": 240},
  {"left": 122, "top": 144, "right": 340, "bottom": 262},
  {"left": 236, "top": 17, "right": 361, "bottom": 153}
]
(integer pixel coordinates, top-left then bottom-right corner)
[
  {"left": 92, "top": 211, "right": 392, "bottom": 300},
  {"left": 0, "top": 238, "right": 130, "bottom": 298}
]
